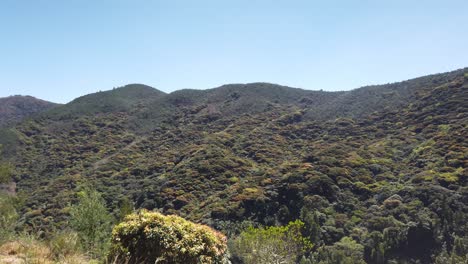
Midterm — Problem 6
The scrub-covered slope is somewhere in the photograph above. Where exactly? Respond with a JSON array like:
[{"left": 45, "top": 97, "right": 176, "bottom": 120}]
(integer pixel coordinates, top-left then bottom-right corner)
[{"left": 1, "top": 68, "right": 467, "bottom": 263}]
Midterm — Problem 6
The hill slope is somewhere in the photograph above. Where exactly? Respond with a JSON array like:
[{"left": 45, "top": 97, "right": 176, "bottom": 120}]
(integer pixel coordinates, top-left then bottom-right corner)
[
  {"left": 44, "top": 84, "right": 166, "bottom": 119},
  {"left": 0, "top": 95, "right": 58, "bottom": 127},
  {"left": 1, "top": 68, "right": 467, "bottom": 263}
]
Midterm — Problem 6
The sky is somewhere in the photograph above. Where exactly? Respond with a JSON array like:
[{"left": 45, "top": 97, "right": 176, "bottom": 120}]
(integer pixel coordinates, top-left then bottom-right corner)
[{"left": 0, "top": 0, "right": 467, "bottom": 103}]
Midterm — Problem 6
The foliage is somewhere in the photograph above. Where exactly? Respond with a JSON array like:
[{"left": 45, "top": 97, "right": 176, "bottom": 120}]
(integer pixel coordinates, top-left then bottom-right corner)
[
  {"left": 230, "top": 220, "right": 313, "bottom": 264},
  {"left": 1, "top": 68, "right": 467, "bottom": 263},
  {"left": 0, "top": 194, "right": 18, "bottom": 241},
  {"left": 118, "top": 196, "right": 134, "bottom": 221},
  {"left": 69, "top": 186, "right": 113, "bottom": 257},
  {"left": 0, "top": 144, "right": 13, "bottom": 184},
  {"left": 0, "top": 162, "right": 12, "bottom": 184},
  {"left": 109, "top": 209, "right": 228, "bottom": 264},
  {"left": 305, "top": 237, "right": 366, "bottom": 264},
  {"left": 434, "top": 237, "right": 468, "bottom": 264},
  {"left": 300, "top": 207, "right": 321, "bottom": 243}
]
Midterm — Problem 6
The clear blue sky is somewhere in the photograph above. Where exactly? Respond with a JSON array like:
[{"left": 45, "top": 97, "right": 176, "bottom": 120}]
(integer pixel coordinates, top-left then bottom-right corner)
[{"left": 1, "top": 0, "right": 467, "bottom": 103}]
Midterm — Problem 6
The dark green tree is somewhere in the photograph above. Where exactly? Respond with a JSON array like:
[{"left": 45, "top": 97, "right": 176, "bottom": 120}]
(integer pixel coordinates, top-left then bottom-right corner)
[
  {"left": 117, "top": 196, "right": 134, "bottom": 221},
  {"left": 300, "top": 207, "right": 321, "bottom": 244}
]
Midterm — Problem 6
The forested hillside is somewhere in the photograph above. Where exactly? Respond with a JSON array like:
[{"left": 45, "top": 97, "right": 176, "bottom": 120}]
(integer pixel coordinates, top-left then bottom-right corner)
[{"left": 0, "top": 68, "right": 467, "bottom": 263}]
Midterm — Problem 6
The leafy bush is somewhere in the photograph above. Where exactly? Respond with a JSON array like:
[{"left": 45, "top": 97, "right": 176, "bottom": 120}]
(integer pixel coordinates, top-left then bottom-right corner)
[
  {"left": 304, "top": 237, "right": 366, "bottom": 264},
  {"left": 70, "top": 187, "right": 113, "bottom": 257},
  {"left": 230, "top": 220, "right": 313, "bottom": 264},
  {"left": 109, "top": 209, "right": 228, "bottom": 264},
  {"left": 0, "top": 194, "right": 18, "bottom": 241},
  {"left": 117, "top": 196, "right": 134, "bottom": 221},
  {"left": 0, "top": 162, "right": 12, "bottom": 184},
  {"left": 434, "top": 237, "right": 468, "bottom": 264}
]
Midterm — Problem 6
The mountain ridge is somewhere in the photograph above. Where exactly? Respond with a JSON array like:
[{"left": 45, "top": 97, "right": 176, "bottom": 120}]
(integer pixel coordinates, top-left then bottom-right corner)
[{"left": 2, "top": 67, "right": 466, "bottom": 122}]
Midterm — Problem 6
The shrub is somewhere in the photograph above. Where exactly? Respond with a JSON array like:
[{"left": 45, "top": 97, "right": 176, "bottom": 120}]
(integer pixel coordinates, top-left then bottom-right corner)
[
  {"left": 437, "top": 168, "right": 462, "bottom": 186},
  {"left": 117, "top": 197, "right": 134, "bottom": 221},
  {"left": 308, "top": 237, "right": 366, "bottom": 264},
  {"left": 0, "top": 145, "right": 13, "bottom": 184},
  {"left": 300, "top": 207, "right": 321, "bottom": 243},
  {"left": 109, "top": 209, "right": 228, "bottom": 264},
  {"left": 0, "top": 194, "right": 18, "bottom": 241},
  {"left": 230, "top": 220, "right": 313, "bottom": 264},
  {"left": 0, "top": 163, "right": 12, "bottom": 184},
  {"left": 69, "top": 187, "right": 112, "bottom": 257},
  {"left": 434, "top": 236, "right": 468, "bottom": 264},
  {"left": 383, "top": 198, "right": 402, "bottom": 209}
]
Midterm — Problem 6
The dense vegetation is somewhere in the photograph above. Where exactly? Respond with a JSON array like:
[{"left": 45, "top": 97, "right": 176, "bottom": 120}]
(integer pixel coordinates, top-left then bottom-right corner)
[{"left": 0, "top": 68, "right": 467, "bottom": 263}]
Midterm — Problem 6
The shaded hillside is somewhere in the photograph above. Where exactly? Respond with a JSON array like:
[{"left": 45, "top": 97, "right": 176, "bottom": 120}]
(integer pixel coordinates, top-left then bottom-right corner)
[
  {"left": 0, "top": 95, "right": 58, "bottom": 127},
  {"left": 134, "top": 70, "right": 467, "bottom": 130},
  {"left": 1, "top": 68, "right": 467, "bottom": 263}
]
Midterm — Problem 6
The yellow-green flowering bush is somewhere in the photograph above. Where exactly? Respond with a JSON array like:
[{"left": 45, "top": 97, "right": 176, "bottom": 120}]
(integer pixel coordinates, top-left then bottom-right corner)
[{"left": 108, "top": 209, "right": 227, "bottom": 264}]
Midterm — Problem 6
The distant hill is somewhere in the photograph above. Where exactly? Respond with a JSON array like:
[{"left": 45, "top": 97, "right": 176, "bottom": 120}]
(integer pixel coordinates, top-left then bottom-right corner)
[
  {"left": 0, "top": 95, "right": 58, "bottom": 127},
  {"left": 1, "top": 68, "right": 467, "bottom": 263},
  {"left": 37, "top": 73, "right": 459, "bottom": 133},
  {"left": 44, "top": 84, "right": 166, "bottom": 119}
]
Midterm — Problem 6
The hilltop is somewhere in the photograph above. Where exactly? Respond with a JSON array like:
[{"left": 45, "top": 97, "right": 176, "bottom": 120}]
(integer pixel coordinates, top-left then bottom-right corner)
[
  {"left": 43, "top": 84, "right": 166, "bottom": 119},
  {"left": 0, "top": 95, "right": 58, "bottom": 127}
]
